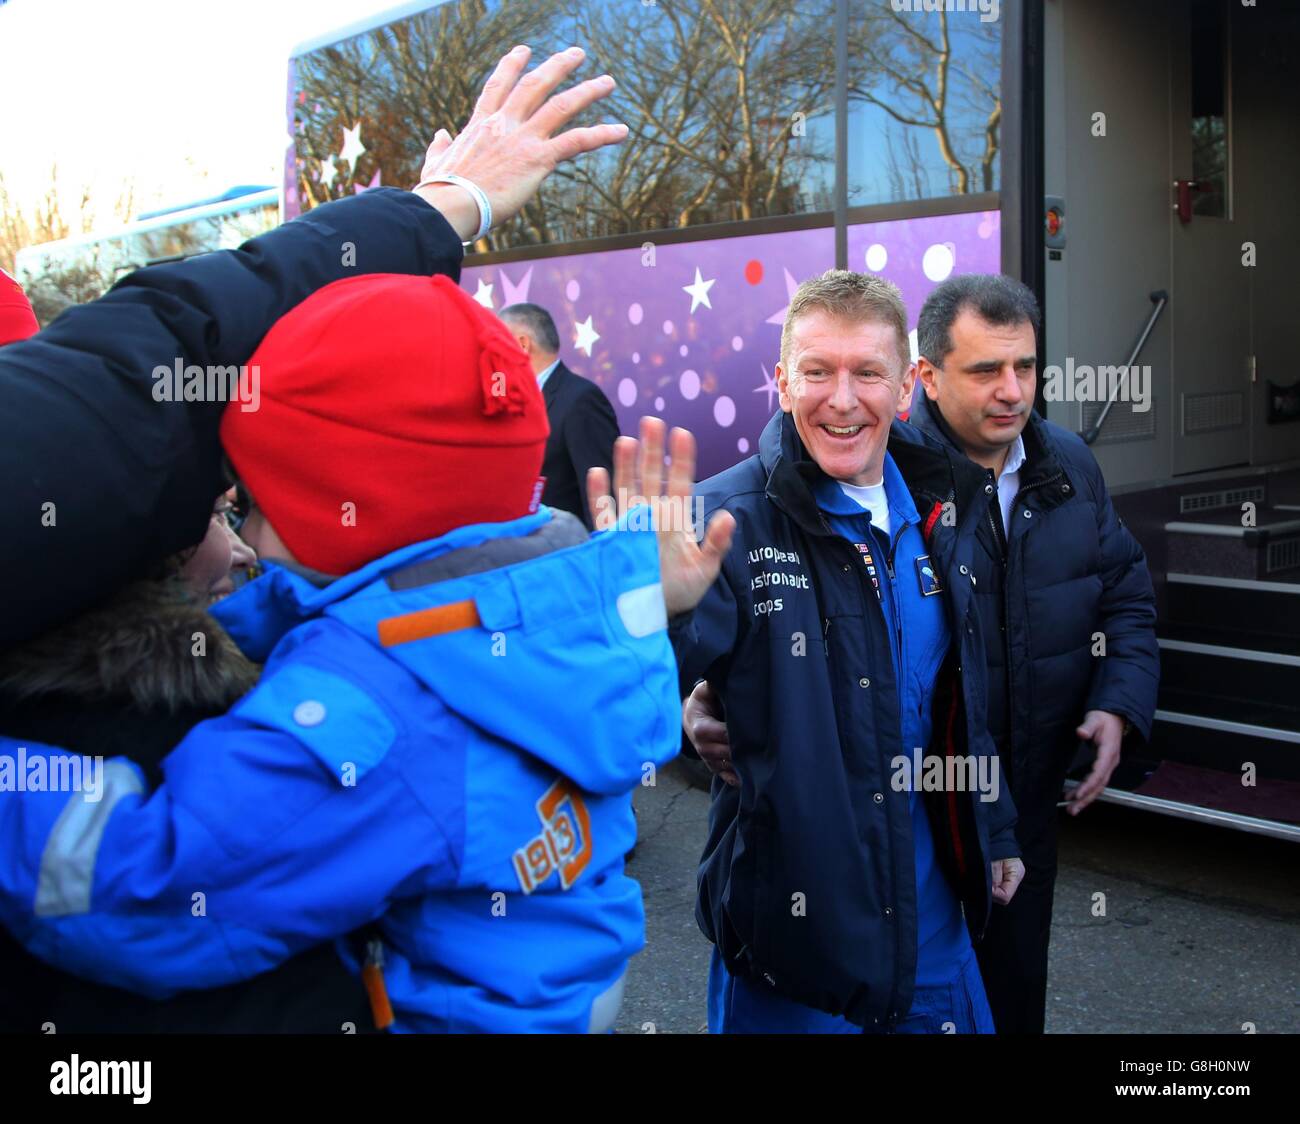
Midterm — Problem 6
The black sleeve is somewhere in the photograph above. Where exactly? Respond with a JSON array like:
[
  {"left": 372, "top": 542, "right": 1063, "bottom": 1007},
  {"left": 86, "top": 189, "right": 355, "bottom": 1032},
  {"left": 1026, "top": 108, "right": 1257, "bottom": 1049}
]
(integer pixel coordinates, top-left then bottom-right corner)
[
  {"left": 562, "top": 384, "right": 621, "bottom": 529},
  {"left": 0, "top": 189, "right": 463, "bottom": 648}
]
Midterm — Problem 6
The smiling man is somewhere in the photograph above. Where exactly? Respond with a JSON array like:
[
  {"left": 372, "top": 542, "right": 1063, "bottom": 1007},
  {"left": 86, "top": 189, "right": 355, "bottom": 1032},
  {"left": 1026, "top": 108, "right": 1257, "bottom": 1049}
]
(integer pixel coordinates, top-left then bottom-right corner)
[{"left": 670, "top": 270, "right": 1023, "bottom": 1033}]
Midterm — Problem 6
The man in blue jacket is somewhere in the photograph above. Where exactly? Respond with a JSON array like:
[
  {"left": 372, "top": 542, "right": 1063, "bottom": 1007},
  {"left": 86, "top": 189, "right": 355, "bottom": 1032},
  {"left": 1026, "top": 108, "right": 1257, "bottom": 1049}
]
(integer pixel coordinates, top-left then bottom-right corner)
[
  {"left": 908, "top": 274, "right": 1159, "bottom": 1033},
  {"left": 666, "top": 270, "right": 1024, "bottom": 1033}
]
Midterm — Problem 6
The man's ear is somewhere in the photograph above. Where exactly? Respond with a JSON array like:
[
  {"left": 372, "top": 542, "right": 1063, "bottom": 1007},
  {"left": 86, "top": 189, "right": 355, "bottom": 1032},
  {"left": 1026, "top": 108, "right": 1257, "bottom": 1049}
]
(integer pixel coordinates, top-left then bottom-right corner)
[
  {"left": 776, "top": 362, "right": 793, "bottom": 413},
  {"left": 898, "top": 361, "right": 918, "bottom": 412},
  {"left": 916, "top": 357, "right": 941, "bottom": 401}
]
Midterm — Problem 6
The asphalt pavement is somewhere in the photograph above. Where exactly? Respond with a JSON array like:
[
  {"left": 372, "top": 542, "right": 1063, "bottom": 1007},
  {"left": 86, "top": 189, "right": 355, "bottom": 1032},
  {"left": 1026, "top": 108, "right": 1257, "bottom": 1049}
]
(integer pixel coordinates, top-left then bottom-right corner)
[{"left": 617, "top": 759, "right": 1300, "bottom": 1034}]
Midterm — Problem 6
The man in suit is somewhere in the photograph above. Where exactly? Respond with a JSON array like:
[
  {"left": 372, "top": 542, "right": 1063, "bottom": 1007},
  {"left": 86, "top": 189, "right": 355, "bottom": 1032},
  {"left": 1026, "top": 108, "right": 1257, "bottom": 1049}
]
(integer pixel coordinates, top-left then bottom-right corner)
[{"left": 501, "top": 302, "right": 619, "bottom": 528}]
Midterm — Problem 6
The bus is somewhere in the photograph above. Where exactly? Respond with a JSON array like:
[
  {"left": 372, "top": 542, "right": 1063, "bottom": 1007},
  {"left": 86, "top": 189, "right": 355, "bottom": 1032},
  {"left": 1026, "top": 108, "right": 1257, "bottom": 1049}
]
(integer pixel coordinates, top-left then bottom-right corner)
[
  {"left": 14, "top": 185, "right": 280, "bottom": 299},
  {"left": 287, "top": 0, "right": 1300, "bottom": 840}
]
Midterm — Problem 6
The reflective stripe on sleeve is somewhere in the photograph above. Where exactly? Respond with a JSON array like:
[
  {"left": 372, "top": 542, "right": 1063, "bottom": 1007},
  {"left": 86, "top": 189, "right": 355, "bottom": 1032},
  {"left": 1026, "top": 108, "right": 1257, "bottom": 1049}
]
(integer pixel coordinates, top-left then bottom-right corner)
[{"left": 34, "top": 761, "right": 144, "bottom": 918}]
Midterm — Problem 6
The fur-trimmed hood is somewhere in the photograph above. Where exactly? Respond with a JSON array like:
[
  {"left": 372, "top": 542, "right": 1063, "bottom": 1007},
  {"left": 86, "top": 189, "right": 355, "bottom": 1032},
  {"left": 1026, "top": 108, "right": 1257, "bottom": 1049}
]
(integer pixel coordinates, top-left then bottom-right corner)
[{"left": 0, "top": 577, "right": 259, "bottom": 713}]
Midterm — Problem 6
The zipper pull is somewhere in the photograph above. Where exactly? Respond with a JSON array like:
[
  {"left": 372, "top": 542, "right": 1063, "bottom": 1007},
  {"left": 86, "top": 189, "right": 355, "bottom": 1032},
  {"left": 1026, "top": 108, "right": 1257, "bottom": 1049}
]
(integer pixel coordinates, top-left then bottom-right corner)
[{"left": 361, "top": 937, "right": 395, "bottom": 1031}]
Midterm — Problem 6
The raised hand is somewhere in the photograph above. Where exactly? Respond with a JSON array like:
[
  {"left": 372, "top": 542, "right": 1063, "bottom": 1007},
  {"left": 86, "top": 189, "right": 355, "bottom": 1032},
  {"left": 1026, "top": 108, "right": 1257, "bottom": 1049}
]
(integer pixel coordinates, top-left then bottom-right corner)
[
  {"left": 414, "top": 45, "right": 628, "bottom": 241},
  {"left": 587, "top": 417, "right": 735, "bottom": 618}
]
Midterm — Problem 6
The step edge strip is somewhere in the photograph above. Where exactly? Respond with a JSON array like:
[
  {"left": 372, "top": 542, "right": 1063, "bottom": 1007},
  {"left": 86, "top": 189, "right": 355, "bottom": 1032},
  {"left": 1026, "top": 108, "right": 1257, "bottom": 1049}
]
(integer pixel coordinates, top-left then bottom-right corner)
[
  {"left": 1154, "top": 709, "right": 1300, "bottom": 743},
  {"left": 1167, "top": 572, "right": 1300, "bottom": 594},
  {"left": 1061, "top": 782, "right": 1300, "bottom": 841},
  {"left": 1157, "top": 638, "right": 1300, "bottom": 666}
]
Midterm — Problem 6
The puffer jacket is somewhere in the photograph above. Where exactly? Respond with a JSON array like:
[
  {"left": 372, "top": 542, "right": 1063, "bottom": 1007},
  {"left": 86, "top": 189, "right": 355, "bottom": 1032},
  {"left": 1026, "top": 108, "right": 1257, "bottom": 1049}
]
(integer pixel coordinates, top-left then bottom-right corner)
[
  {"left": 0, "top": 510, "right": 679, "bottom": 1032},
  {"left": 908, "top": 393, "right": 1159, "bottom": 836}
]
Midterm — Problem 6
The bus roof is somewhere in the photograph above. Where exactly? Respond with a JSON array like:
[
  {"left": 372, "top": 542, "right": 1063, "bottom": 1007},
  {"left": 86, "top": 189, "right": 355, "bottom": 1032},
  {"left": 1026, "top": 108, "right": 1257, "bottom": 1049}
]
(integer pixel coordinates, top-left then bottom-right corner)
[
  {"left": 289, "top": 0, "right": 453, "bottom": 60},
  {"left": 136, "top": 184, "right": 275, "bottom": 222},
  {"left": 15, "top": 187, "right": 280, "bottom": 261}
]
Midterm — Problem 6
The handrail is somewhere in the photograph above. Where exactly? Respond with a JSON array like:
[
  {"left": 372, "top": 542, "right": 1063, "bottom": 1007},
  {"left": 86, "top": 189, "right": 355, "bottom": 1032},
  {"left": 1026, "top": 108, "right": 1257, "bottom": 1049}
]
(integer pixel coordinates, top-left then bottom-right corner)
[{"left": 1081, "top": 289, "right": 1169, "bottom": 444}]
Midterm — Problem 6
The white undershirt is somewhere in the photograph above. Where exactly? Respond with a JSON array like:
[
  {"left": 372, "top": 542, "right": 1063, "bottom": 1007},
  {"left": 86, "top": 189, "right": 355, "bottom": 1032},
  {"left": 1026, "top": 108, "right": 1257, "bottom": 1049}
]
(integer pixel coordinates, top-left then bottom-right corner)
[
  {"left": 838, "top": 479, "right": 891, "bottom": 538},
  {"left": 996, "top": 436, "right": 1027, "bottom": 534}
]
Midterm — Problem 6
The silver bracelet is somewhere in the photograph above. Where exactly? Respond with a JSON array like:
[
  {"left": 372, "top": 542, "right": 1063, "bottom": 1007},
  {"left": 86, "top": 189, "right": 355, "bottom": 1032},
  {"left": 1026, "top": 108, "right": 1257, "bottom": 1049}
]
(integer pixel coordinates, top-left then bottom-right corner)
[{"left": 424, "top": 174, "right": 492, "bottom": 243}]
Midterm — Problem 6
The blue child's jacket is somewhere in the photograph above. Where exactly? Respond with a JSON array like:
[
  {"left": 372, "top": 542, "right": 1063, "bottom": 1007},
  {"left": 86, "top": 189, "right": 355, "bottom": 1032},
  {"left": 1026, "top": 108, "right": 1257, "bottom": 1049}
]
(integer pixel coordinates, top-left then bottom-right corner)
[{"left": 0, "top": 510, "right": 679, "bottom": 1032}]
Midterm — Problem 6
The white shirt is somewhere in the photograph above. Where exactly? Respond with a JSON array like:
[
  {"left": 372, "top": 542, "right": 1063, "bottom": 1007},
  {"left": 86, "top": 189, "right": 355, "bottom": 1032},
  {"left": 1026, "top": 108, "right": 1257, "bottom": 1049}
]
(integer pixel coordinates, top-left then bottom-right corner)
[
  {"left": 838, "top": 479, "right": 891, "bottom": 538},
  {"left": 996, "top": 435, "right": 1027, "bottom": 534}
]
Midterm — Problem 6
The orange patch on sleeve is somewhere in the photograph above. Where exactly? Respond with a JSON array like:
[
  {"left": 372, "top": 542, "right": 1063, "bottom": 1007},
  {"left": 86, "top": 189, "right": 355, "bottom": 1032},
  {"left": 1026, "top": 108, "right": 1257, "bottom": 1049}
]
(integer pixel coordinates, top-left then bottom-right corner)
[{"left": 377, "top": 599, "right": 481, "bottom": 647}]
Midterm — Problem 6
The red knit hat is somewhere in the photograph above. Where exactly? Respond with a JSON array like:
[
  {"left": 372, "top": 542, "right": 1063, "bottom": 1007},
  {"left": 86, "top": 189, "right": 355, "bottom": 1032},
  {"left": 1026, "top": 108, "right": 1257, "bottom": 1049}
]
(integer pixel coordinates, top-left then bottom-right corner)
[
  {"left": 221, "top": 273, "right": 549, "bottom": 575},
  {"left": 0, "top": 268, "right": 39, "bottom": 346}
]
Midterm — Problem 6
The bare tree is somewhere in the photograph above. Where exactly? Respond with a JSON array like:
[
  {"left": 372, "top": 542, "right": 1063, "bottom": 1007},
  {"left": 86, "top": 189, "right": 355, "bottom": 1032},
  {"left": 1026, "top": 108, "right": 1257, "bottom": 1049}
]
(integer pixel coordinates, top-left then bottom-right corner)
[
  {"left": 290, "top": 0, "right": 835, "bottom": 248},
  {"left": 294, "top": 0, "right": 563, "bottom": 248},
  {"left": 559, "top": 0, "right": 835, "bottom": 234},
  {"left": 848, "top": 6, "right": 1001, "bottom": 198}
]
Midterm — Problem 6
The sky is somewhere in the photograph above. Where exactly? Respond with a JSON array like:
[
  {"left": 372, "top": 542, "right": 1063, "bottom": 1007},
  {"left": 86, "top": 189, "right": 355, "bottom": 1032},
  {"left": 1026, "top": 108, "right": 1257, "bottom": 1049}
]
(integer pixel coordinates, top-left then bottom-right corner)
[{"left": 0, "top": 0, "right": 401, "bottom": 226}]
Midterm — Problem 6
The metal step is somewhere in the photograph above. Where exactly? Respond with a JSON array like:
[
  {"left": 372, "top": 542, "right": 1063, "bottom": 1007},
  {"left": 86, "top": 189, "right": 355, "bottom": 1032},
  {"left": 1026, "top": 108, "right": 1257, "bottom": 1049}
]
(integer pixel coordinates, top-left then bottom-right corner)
[
  {"left": 1149, "top": 704, "right": 1300, "bottom": 784},
  {"left": 1062, "top": 780, "right": 1300, "bottom": 842},
  {"left": 1157, "top": 638, "right": 1300, "bottom": 707},
  {"left": 1164, "top": 573, "right": 1300, "bottom": 639}
]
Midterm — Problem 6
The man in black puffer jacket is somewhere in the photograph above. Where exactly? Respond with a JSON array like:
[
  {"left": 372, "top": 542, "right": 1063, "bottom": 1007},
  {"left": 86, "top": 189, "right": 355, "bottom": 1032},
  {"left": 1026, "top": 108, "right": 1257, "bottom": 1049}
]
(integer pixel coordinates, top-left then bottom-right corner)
[{"left": 908, "top": 275, "right": 1159, "bottom": 1033}]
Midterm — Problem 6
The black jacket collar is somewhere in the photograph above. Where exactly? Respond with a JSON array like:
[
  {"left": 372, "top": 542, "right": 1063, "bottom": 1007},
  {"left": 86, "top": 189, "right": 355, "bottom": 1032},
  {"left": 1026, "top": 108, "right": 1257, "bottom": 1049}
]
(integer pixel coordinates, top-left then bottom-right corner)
[{"left": 907, "top": 392, "right": 1067, "bottom": 493}]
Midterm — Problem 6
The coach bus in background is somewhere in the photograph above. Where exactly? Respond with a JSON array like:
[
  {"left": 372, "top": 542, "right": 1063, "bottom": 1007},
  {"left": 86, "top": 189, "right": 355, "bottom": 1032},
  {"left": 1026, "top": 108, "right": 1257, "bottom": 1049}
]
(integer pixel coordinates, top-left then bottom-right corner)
[
  {"left": 14, "top": 185, "right": 279, "bottom": 312},
  {"left": 287, "top": 0, "right": 1299, "bottom": 840}
]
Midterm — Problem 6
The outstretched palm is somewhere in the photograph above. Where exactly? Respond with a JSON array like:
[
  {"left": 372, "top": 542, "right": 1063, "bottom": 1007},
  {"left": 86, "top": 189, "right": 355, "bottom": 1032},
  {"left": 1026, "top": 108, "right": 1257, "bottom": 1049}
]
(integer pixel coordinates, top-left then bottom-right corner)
[{"left": 587, "top": 417, "right": 735, "bottom": 617}]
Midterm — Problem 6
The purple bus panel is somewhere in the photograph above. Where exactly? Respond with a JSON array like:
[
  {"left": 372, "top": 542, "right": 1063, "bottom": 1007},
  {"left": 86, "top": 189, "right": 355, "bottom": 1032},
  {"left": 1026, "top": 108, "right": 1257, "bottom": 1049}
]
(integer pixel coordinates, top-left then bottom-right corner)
[{"left": 461, "top": 209, "right": 1001, "bottom": 480}]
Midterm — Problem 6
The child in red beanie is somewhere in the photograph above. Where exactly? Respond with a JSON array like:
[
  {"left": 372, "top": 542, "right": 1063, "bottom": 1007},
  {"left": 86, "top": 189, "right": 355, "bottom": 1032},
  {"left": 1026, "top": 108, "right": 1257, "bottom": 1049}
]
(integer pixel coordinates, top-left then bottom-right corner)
[
  {"left": 0, "top": 269, "right": 731, "bottom": 1032},
  {"left": 222, "top": 273, "right": 552, "bottom": 574}
]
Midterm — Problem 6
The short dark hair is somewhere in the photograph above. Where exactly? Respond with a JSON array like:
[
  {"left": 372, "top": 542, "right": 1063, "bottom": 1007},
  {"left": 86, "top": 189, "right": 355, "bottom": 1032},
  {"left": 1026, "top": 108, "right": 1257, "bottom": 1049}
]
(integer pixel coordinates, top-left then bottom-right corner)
[
  {"left": 500, "top": 302, "right": 561, "bottom": 355},
  {"left": 916, "top": 274, "right": 1041, "bottom": 367}
]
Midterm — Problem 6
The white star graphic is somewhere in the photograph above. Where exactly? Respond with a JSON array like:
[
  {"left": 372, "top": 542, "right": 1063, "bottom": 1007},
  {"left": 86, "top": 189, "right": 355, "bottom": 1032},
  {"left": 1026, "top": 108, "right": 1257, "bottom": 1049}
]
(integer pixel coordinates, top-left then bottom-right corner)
[
  {"left": 766, "top": 267, "right": 801, "bottom": 325},
  {"left": 472, "top": 278, "right": 494, "bottom": 308},
  {"left": 499, "top": 265, "right": 533, "bottom": 306},
  {"left": 318, "top": 158, "right": 338, "bottom": 190},
  {"left": 339, "top": 121, "right": 366, "bottom": 174},
  {"left": 753, "top": 363, "right": 779, "bottom": 412},
  {"left": 573, "top": 315, "right": 600, "bottom": 357},
  {"left": 683, "top": 267, "right": 716, "bottom": 313}
]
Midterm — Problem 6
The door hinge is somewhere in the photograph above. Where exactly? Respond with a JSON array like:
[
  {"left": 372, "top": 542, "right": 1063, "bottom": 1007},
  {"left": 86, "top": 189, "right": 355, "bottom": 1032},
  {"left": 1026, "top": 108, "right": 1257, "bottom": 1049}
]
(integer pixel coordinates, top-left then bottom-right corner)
[{"left": 1248, "top": 354, "right": 1257, "bottom": 384}]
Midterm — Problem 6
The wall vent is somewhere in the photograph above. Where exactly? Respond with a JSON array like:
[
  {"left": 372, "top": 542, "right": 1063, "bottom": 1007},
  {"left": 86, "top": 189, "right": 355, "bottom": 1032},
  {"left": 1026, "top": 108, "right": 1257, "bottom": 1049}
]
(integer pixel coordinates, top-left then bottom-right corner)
[
  {"left": 1183, "top": 391, "right": 1244, "bottom": 435},
  {"left": 1081, "top": 398, "right": 1156, "bottom": 444},
  {"left": 1179, "top": 485, "right": 1265, "bottom": 514},
  {"left": 1267, "top": 537, "right": 1300, "bottom": 574}
]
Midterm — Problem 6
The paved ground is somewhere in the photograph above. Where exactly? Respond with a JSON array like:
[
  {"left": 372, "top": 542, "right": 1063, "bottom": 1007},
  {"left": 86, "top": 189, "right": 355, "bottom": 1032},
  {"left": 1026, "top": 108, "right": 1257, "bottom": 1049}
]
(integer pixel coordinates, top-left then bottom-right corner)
[{"left": 616, "top": 760, "right": 1300, "bottom": 1034}]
